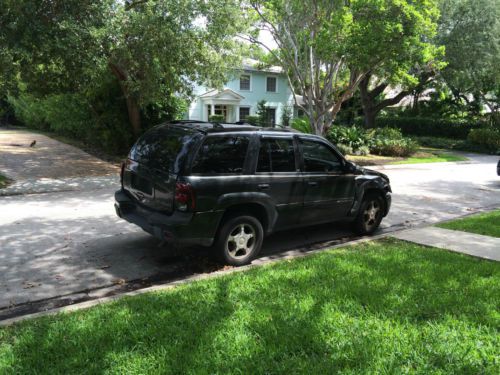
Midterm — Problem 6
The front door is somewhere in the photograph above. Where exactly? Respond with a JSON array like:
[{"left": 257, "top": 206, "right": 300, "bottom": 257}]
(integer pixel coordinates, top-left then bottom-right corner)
[
  {"left": 251, "top": 135, "right": 303, "bottom": 230},
  {"left": 298, "top": 138, "right": 356, "bottom": 224}
]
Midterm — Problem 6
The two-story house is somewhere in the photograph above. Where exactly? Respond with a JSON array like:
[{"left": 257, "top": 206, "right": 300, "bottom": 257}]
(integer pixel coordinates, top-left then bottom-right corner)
[{"left": 186, "top": 60, "right": 295, "bottom": 126}]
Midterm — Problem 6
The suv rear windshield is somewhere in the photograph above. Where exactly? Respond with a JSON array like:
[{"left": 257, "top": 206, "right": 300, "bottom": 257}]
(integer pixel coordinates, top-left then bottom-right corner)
[{"left": 129, "top": 126, "right": 196, "bottom": 173}]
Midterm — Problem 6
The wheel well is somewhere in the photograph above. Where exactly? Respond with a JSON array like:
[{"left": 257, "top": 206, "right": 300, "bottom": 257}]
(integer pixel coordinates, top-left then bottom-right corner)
[
  {"left": 363, "top": 188, "right": 387, "bottom": 212},
  {"left": 220, "top": 203, "right": 269, "bottom": 233}
]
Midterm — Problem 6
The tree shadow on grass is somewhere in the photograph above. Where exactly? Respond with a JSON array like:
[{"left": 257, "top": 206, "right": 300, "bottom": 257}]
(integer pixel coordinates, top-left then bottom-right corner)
[{"left": 2, "top": 239, "right": 499, "bottom": 373}]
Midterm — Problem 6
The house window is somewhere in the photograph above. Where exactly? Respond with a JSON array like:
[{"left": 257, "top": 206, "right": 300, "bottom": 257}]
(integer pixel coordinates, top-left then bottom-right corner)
[
  {"left": 239, "top": 107, "right": 250, "bottom": 121},
  {"left": 240, "top": 74, "right": 251, "bottom": 91},
  {"left": 266, "top": 76, "right": 277, "bottom": 92},
  {"left": 207, "top": 105, "right": 228, "bottom": 121}
]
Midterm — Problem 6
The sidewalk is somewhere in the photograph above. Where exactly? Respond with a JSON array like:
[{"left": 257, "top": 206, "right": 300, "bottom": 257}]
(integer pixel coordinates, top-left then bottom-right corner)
[{"left": 392, "top": 226, "right": 500, "bottom": 261}]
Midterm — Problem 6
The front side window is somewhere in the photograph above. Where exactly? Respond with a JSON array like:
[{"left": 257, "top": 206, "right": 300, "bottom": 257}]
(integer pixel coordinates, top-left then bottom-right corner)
[
  {"left": 191, "top": 136, "right": 249, "bottom": 174},
  {"left": 257, "top": 138, "right": 296, "bottom": 173},
  {"left": 240, "top": 74, "right": 251, "bottom": 91},
  {"left": 266, "top": 76, "right": 277, "bottom": 92},
  {"left": 300, "top": 139, "right": 342, "bottom": 173}
]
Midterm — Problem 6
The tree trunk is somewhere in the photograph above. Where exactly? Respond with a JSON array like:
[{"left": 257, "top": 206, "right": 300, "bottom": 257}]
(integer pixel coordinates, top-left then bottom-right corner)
[
  {"left": 363, "top": 109, "right": 377, "bottom": 128},
  {"left": 359, "top": 75, "right": 377, "bottom": 128},
  {"left": 109, "top": 62, "right": 142, "bottom": 137},
  {"left": 125, "top": 96, "right": 141, "bottom": 137}
]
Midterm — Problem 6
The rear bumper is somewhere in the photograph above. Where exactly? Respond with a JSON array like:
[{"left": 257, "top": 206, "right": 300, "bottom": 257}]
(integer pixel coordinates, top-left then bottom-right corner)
[{"left": 114, "top": 189, "right": 223, "bottom": 246}]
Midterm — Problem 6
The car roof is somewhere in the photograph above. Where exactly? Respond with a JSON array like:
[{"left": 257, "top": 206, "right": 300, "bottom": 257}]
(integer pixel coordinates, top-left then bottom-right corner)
[{"left": 156, "top": 120, "right": 302, "bottom": 136}]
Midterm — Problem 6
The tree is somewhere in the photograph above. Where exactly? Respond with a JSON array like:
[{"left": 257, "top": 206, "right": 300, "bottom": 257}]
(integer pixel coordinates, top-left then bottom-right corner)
[
  {"left": 246, "top": 0, "right": 442, "bottom": 135},
  {"left": 0, "top": 0, "right": 248, "bottom": 136},
  {"left": 438, "top": 0, "right": 500, "bottom": 122}
]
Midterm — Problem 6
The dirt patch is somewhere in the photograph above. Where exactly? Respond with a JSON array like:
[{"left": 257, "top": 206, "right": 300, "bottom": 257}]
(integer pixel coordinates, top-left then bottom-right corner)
[{"left": 0, "top": 128, "right": 120, "bottom": 180}]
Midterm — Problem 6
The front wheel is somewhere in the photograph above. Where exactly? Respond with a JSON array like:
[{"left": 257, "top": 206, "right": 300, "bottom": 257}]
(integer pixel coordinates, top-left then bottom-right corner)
[
  {"left": 213, "top": 215, "right": 264, "bottom": 266},
  {"left": 354, "top": 193, "right": 384, "bottom": 235}
]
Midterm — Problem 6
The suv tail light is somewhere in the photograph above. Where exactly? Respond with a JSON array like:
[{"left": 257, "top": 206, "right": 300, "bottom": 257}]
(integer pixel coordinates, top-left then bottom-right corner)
[{"left": 175, "top": 182, "right": 195, "bottom": 211}]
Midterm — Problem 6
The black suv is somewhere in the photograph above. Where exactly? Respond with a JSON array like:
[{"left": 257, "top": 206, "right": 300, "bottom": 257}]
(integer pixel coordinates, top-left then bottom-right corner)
[{"left": 115, "top": 121, "right": 392, "bottom": 265}]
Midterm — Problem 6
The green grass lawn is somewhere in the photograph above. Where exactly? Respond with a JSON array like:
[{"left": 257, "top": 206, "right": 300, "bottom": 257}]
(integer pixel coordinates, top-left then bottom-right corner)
[
  {"left": 1, "top": 238, "right": 499, "bottom": 374},
  {"left": 390, "top": 148, "right": 468, "bottom": 165},
  {"left": 348, "top": 148, "right": 468, "bottom": 166},
  {"left": 0, "top": 173, "right": 11, "bottom": 189},
  {"left": 437, "top": 210, "right": 500, "bottom": 238}
]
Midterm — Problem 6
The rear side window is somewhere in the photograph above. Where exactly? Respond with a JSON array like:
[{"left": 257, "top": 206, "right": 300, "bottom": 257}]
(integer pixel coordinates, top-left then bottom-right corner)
[
  {"left": 191, "top": 136, "right": 249, "bottom": 174},
  {"left": 257, "top": 138, "right": 296, "bottom": 173},
  {"left": 129, "top": 127, "right": 194, "bottom": 173},
  {"left": 300, "top": 139, "right": 342, "bottom": 172}
]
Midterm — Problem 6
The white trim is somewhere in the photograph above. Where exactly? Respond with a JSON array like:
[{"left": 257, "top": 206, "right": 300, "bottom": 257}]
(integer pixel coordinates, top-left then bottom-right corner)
[
  {"left": 239, "top": 73, "right": 252, "bottom": 92},
  {"left": 266, "top": 75, "right": 278, "bottom": 93}
]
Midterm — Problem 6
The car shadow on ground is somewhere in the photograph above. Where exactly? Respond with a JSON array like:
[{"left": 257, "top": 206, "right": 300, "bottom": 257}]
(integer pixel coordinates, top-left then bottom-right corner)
[{"left": 0, "top": 213, "right": 360, "bottom": 314}]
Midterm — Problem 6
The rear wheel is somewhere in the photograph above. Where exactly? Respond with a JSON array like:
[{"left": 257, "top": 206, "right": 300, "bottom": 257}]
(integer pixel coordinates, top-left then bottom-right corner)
[
  {"left": 354, "top": 193, "right": 384, "bottom": 235},
  {"left": 214, "top": 215, "right": 263, "bottom": 266}
]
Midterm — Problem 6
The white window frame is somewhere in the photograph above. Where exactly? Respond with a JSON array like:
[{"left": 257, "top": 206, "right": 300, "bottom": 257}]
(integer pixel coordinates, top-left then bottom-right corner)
[
  {"left": 239, "top": 73, "right": 252, "bottom": 91},
  {"left": 266, "top": 75, "right": 278, "bottom": 93}
]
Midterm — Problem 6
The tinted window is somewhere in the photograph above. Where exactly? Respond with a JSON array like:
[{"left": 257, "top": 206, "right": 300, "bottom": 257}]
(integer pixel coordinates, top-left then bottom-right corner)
[
  {"left": 301, "top": 139, "right": 342, "bottom": 172},
  {"left": 191, "top": 136, "right": 249, "bottom": 174},
  {"left": 129, "top": 127, "right": 193, "bottom": 172},
  {"left": 257, "top": 138, "right": 296, "bottom": 172}
]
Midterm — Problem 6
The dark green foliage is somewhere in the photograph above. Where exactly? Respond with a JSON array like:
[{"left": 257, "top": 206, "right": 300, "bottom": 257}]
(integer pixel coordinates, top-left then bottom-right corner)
[
  {"left": 208, "top": 115, "right": 225, "bottom": 122},
  {"left": 245, "top": 116, "right": 260, "bottom": 126},
  {"left": 291, "top": 117, "right": 312, "bottom": 134},
  {"left": 326, "top": 125, "right": 417, "bottom": 157},
  {"left": 467, "top": 128, "right": 500, "bottom": 152},
  {"left": 375, "top": 116, "right": 485, "bottom": 139},
  {"left": 370, "top": 138, "right": 419, "bottom": 157},
  {"left": 255, "top": 100, "right": 268, "bottom": 127},
  {"left": 327, "top": 126, "right": 371, "bottom": 151},
  {"left": 281, "top": 104, "right": 292, "bottom": 127}
]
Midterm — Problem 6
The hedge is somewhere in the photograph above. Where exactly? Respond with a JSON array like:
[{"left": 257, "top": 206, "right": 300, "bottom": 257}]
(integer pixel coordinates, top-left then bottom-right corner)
[{"left": 374, "top": 117, "right": 485, "bottom": 139}]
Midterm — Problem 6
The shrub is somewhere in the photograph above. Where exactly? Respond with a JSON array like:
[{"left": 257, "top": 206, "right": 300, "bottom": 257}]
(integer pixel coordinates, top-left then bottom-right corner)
[
  {"left": 371, "top": 138, "right": 418, "bottom": 157},
  {"left": 369, "top": 126, "right": 403, "bottom": 140},
  {"left": 467, "top": 128, "right": 500, "bottom": 152},
  {"left": 246, "top": 116, "right": 260, "bottom": 126},
  {"left": 208, "top": 114, "right": 225, "bottom": 122},
  {"left": 291, "top": 117, "right": 312, "bottom": 134},
  {"left": 327, "top": 125, "right": 371, "bottom": 151},
  {"left": 376, "top": 116, "right": 485, "bottom": 139},
  {"left": 336, "top": 144, "right": 353, "bottom": 155},
  {"left": 355, "top": 145, "right": 370, "bottom": 156}
]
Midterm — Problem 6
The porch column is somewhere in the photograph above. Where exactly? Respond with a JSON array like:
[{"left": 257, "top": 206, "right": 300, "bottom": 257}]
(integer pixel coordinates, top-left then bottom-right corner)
[{"left": 211, "top": 103, "right": 215, "bottom": 119}]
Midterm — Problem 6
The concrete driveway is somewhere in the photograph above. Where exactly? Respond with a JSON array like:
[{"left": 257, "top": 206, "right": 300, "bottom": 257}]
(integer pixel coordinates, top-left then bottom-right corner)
[{"left": 1, "top": 129, "right": 499, "bottom": 314}]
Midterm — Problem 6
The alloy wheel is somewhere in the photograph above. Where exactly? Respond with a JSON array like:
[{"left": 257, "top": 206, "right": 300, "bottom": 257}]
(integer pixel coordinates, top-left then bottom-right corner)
[{"left": 225, "top": 223, "right": 256, "bottom": 259}]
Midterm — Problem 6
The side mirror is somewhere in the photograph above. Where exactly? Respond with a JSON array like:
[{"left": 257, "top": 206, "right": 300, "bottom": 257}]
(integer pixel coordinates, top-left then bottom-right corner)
[{"left": 344, "top": 160, "right": 358, "bottom": 173}]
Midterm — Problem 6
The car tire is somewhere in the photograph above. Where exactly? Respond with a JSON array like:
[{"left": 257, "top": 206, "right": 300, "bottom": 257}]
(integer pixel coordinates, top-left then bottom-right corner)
[
  {"left": 214, "top": 215, "right": 264, "bottom": 266},
  {"left": 354, "top": 192, "right": 385, "bottom": 235}
]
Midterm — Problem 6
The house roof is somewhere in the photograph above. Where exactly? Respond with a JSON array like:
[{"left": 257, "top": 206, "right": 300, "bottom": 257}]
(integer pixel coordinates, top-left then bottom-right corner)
[
  {"left": 199, "top": 88, "right": 245, "bottom": 101},
  {"left": 241, "top": 58, "right": 283, "bottom": 74}
]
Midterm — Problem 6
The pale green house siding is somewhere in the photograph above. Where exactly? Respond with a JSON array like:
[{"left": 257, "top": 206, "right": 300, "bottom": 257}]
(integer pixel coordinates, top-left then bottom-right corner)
[{"left": 188, "top": 69, "right": 294, "bottom": 126}]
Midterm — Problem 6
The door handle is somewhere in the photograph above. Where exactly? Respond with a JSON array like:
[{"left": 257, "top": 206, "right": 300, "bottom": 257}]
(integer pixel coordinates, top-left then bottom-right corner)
[
  {"left": 258, "top": 183, "right": 270, "bottom": 190},
  {"left": 308, "top": 181, "right": 318, "bottom": 187}
]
